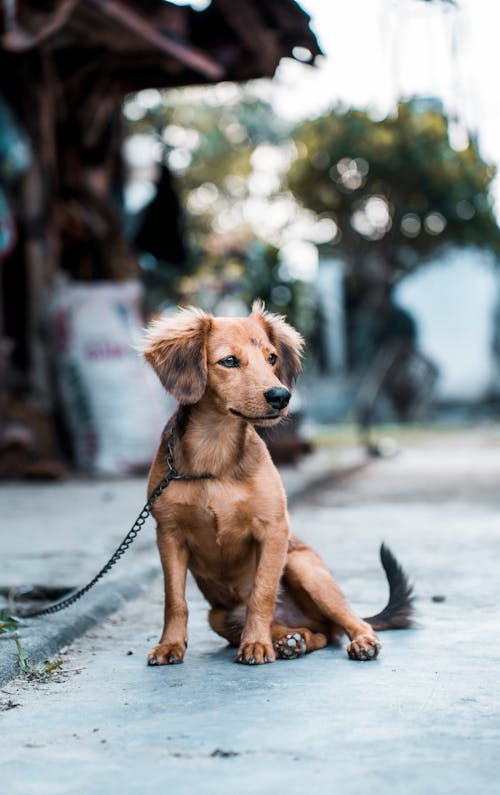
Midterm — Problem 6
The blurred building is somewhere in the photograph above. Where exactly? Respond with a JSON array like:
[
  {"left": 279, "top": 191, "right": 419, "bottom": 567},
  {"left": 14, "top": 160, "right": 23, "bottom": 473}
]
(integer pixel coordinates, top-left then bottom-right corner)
[
  {"left": 395, "top": 247, "right": 499, "bottom": 405},
  {"left": 311, "top": 246, "right": 499, "bottom": 425},
  {"left": 0, "top": 0, "right": 321, "bottom": 475}
]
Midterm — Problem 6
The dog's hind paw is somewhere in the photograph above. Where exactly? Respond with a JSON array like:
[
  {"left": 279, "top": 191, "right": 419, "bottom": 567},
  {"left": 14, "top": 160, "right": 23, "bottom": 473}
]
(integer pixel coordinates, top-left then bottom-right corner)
[
  {"left": 347, "top": 635, "right": 381, "bottom": 661},
  {"left": 274, "top": 632, "right": 307, "bottom": 660}
]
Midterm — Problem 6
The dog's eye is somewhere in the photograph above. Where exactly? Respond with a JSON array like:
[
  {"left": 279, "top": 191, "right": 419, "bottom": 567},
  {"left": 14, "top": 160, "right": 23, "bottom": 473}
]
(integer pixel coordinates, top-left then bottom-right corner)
[
  {"left": 268, "top": 353, "right": 278, "bottom": 366},
  {"left": 218, "top": 356, "right": 240, "bottom": 368}
]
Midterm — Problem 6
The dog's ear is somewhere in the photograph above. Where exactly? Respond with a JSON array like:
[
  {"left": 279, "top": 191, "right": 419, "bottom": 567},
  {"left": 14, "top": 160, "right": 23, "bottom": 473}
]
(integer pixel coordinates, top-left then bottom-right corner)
[
  {"left": 142, "top": 307, "right": 212, "bottom": 404},
  {"left": 251, "top": 299, "right": 304, "bottom": 388}
]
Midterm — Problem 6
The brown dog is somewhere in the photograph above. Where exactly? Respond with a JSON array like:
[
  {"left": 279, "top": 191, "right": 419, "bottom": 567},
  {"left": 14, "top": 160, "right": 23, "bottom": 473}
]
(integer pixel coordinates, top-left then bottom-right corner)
[{"left": 143, "top": 301, "right": 413, "bottom": 666}]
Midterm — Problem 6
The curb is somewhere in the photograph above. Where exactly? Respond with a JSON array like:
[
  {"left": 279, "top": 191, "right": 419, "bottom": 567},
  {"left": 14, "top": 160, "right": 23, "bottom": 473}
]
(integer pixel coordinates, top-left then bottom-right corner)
[
  {"left": 0, "top": 561, "right": 160, "bottom": 687},
  {"left": 0, "top": 448, "right": 369, "bottom": 687}
]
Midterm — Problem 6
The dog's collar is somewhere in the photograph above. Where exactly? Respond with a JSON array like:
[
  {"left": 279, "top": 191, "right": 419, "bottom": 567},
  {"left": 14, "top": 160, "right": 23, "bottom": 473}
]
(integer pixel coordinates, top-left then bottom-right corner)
[{"left": 166, "top": 421, "right": 215, "bottom": 481}]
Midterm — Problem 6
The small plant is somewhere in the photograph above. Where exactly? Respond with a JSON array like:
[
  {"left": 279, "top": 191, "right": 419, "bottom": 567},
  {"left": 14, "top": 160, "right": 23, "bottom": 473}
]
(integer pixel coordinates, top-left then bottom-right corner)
[
  {"left": 13, "top": 635, "right": 63, "bottom": 680},
  {"left": 0, "top": 611, "right": 22, "bottom": 635},
  {"left": 0, "top": 610, "right": 62, "bottom": 680}
]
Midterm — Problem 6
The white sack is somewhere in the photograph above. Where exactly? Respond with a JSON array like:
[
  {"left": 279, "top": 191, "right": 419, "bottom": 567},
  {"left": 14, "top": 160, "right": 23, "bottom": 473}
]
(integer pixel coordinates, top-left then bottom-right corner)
[{"left": 50, "top": 279, "right": 175, "bottom": 474}]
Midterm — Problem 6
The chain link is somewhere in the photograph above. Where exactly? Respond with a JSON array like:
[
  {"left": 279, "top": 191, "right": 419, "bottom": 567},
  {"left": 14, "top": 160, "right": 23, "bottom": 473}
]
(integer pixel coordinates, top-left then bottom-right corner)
[{"left": 16, "top": 424, "right": 213, "bottom": 619}]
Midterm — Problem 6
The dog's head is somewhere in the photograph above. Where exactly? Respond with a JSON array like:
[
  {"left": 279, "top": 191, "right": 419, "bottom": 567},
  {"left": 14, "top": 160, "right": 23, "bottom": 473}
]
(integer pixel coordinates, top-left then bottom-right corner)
[{"left": 143, "top": 300, "right": 304, "bottom": 426}]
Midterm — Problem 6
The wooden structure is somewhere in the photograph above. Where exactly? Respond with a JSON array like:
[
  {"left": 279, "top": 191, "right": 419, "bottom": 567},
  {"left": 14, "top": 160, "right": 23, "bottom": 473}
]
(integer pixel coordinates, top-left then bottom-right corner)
[{"left": 0, "top": 0, "right": 320, "bottom": 473}]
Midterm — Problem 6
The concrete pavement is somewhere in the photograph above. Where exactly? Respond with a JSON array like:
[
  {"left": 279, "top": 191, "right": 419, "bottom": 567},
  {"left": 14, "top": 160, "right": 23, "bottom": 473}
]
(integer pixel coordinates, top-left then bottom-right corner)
[{"left": 1, "top": 426, "right": 499, "bottom": 794}]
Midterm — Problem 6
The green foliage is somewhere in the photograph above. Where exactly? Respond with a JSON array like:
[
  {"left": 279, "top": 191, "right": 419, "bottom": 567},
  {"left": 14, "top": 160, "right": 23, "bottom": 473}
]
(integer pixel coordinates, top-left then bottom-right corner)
[
  {"left": 125, "top": 90, "right": 285, "bottom": 242},
  {"left": 0, "top": 609, "right": 62, "bottom": 679},
  {"left": 126, "top": 93, "right": 499, "bottom": 336},
  {"left": 124, "top": 88, "right": 315, "bottom": 332},
  {"left": 177, "top": 238, "right": 315, "bottom": 331},
  {"left": 12, "top": 634, "right": 63, "bottom": 679},
  {"left": 288, "top": 102, "right": 500, "bottom": 286},
  {"left": 0, "top": 610, "right": 22, "bottom": 634},
  {"left": 127, "top": 90, "right": 283, "bottom": 163}
]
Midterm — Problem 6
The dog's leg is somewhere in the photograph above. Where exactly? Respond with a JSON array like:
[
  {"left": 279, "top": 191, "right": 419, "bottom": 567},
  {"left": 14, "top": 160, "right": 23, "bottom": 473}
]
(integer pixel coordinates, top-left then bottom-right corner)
[
  {"left": 208, "top": 608, "right": 328, "bottom": 660},
  {"left": 236, "top": 532, "right": 288, "bottom": 665},
  {"left": 148, "top": 530, "right": 189, "bottom": 666},
  {"left": 285, "top": 542, "right": 382, "bottom": 661},
  {"left": 208, "top": 605, "right": 245, "bottom": 647}
]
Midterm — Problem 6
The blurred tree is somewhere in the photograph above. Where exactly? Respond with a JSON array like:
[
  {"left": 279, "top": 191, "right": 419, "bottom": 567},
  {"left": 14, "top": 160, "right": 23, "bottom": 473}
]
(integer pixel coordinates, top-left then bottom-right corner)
[
  {"left": 288, "top": 102, "right": 500, "bottom": 289},
  {"left": 288, "top": 102, "right": 500, "bottom": 283},
  {"left": 288, "top": 101, "right": 500, "bottom": 369},
  {"left": 125, "top": 89, "right": 285, "bottom": 248},
  {"left": 124, "top": 88, "right": 316, "bottom": 333}
]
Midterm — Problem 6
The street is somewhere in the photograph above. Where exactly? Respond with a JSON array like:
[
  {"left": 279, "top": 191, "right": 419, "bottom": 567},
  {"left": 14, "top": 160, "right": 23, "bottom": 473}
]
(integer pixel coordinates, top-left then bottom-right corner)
[{"left": 1, "top": 428, "right": 499, "bottom": 794}]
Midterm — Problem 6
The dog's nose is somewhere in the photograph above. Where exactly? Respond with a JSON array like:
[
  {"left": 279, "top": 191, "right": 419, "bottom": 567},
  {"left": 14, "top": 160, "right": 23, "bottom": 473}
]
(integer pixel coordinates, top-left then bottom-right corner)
[{"left": 264, "top": 387, "right": 291, "bottom": 411}]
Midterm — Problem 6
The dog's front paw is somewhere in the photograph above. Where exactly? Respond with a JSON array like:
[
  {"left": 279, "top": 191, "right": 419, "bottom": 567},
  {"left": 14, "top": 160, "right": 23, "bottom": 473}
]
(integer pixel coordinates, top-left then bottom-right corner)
[
  {"left": 236, "top": 640, "right": 275, "bottom": 665},
  {"left": 147, "top": 641, "right": 186, "bottom": 666},
  {"left": 347, "top": 634, "right": 381, "bottom": 661}
]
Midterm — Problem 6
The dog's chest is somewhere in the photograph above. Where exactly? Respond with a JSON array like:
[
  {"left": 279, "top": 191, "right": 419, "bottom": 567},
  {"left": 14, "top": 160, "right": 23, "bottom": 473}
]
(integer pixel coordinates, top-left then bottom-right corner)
[{"left": 167, "top": 490, "right": 257, "bottom": 560}]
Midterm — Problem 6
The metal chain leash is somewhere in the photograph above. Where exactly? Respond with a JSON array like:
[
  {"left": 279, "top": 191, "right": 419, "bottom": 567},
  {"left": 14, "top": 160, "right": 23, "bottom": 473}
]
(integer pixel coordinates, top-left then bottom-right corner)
[{"left": 16, "top": 424, "right": 213, "bottom": 619}]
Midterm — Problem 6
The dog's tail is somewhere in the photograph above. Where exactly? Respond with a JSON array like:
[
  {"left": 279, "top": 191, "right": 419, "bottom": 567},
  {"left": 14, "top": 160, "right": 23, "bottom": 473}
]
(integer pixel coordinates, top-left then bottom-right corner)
[{"left": 363, "top": 544, "right": 415, "bottom": 630}]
